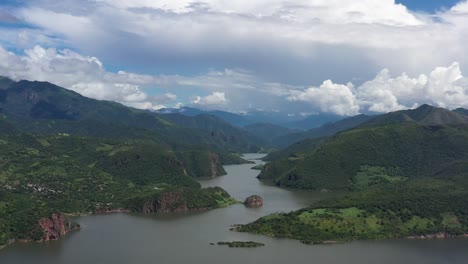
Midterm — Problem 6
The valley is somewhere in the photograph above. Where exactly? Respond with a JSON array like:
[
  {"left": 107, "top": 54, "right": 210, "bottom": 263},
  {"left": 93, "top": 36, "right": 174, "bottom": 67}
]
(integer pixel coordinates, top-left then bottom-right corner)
[
  {"left": 1, "top": 155, "right": 468, "bottom": 264},
  {"left": 2, "top": 78, "right": 468, "bottom": 263}
]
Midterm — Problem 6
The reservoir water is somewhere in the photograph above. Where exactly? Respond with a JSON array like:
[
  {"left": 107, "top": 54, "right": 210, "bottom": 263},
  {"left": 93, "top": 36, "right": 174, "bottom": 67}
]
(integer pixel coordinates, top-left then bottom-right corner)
[{"left": 1, "top": 153, "right": 468, "bottom": 264}]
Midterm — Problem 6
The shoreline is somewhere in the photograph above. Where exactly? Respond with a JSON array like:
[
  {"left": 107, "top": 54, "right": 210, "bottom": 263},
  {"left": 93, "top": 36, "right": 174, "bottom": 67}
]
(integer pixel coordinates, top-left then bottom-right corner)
[
  {"left": 1, "top": 202, "right": 239, "bottom": 251},
  {"left": 0, "top": 225, "right": 81, "bottom": 251},
  {"left": 235, "top": 226, "right": 468, "bottom": 246},
  {"left": 407, "top": 233, "right": 468, "bottom": 240}
]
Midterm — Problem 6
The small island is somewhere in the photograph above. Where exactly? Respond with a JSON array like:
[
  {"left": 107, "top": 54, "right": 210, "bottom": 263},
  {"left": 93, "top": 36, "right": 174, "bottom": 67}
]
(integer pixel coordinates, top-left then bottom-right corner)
[
  {"left": 251, "top": 164, "right": 264, "bottom": 170},
  {"left": 216, "top": 241, "right": 265, "bottom": 248},
  {"left": 244, "top": 195, "right": 263, "bottom": 208}
]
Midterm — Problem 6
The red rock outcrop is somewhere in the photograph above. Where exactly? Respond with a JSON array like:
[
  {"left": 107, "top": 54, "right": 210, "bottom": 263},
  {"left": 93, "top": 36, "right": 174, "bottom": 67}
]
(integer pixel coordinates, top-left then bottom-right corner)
[
  {"left": 244, "top": 195, "right": 263, "bottom": 208},
  {"left": 38, "top": 214, "right": 79, "bottom": 242}
]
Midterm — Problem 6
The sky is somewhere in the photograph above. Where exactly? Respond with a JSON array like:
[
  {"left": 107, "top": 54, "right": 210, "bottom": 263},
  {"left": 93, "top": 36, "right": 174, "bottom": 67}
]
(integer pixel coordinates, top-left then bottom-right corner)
[{"left": 1, "top": 0, "right": 468, "bottom": 116}]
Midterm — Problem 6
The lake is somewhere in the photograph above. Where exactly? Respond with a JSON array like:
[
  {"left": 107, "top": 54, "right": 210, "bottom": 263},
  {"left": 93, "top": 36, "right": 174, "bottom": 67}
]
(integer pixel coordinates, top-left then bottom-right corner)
[{"left": 1, "top": 153, "right": 468, "bottom": 264}]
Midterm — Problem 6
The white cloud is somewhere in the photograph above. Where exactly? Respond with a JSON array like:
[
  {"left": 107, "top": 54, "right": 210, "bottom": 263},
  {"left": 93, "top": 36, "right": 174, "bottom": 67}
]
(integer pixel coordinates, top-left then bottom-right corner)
[
  {"left": 452, "top": 1, "right": 468, "bottom": 13},
  {"left": 288, "top": 80, "right": 360, "bottom": 116},
  {"left": 96, "top": 0, "right": 422, "bottom": 26},
  {"left": 192, "top": 92, "right": 227, "bottom": 106},
  {"left": 7, "top": 0, "right": 465, "bottom": 86},
  {"left": 0, "top": 45, "right": 165, "bottom": 110},
  {"left": 2, "top": 45, "right": 468, "bottom": 116},
  {"left": 290, "top": 62, "right": 468, "bottom": 114}
]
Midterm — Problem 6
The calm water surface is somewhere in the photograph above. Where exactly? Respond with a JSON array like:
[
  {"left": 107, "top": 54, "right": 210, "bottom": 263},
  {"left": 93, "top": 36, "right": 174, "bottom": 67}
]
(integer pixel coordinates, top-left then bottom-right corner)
[{"left": 2, "top": 153, "right": 468, "bottom": 264}]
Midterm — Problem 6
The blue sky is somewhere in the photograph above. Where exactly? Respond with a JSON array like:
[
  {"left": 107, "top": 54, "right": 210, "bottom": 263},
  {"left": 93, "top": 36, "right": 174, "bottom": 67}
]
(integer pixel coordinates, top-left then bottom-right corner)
[
  {"left": 1, "top": 0, "right": 468, "bottom": 115},
  {"left": 398, "top": 0, "right": 460, "bottom": 12}
]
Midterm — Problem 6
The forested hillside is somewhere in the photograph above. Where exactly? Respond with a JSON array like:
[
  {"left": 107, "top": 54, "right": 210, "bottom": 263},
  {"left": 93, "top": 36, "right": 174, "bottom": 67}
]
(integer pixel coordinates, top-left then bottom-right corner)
[
  {"left": 259, "top": 105, "right": 468, "bottom": 190},
  {"left": 0, "top": 78, "right": 253, "bottom": 247},
  {"left": 240, "top": 105, "right": 468, "bottom": 243},
  {"left": 0, "top": 78, "right": 261, "bottom": 153}
]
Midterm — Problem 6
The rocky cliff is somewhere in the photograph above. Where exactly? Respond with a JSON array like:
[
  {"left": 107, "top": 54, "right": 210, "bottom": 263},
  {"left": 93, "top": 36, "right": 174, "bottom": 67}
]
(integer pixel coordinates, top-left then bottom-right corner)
[
  {"left": 208, "top": 152, "right": 221, "bottom": 178},
  {"left": 141, "top": 191, "right": 191, "bottom": 213},
  {"left": 38, "top": 214, "right": 79, "bottom": 242},
  {"left": 128, "top": 187, "right": 237, "bottom": 214}
]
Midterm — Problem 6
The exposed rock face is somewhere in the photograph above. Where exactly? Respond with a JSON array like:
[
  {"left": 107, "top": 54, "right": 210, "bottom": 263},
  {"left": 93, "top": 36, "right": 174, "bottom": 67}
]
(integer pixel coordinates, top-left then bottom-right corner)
[
  {"left": 208, "top": 152, "right": 221, "bottom": 177},
  {"left": 142, "top": 191, "right": 189, "bottom": 213},
  {"left": 38, "top": 214, "right": 79, "bottom": 242},
  {"left": 244, "top": 195, "right": 263, "bottom": 208}
]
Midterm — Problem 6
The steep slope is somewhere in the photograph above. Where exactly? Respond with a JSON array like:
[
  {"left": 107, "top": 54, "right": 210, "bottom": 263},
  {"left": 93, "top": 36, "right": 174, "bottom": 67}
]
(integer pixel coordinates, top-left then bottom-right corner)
[
  {"left": 161, "top": 114, "right": 261, "bottom": 152},
  {"left": 454, "top": 108, "right": 468, "bottom": 116},
  {"left": 242, "top": 105, "right": 468, "bottom": 244},
  {"left": 156, "top": 107, "right": 252, "bottom": 126},
  {"left": 260, "top": 105, "right": 468, "bottom": 190},
  {"left": 363, "top": 104, "right": 468, "bottom": 127},
  {"left": 244, "top": 123, "right": 297, "bottom": 145},
  {"left": 0, "top": 129, "right": 236, "bottom": 246},
  {"left": 0, "top": 78, "right": 252, "bottom": 247},
  {"left": 285, "top": 113, "right": 343, "bottom": 130},
  {"left": 272, "top": 114, "right": 372, "bottom": 148},
  {"left": 0, "top": 78, "right": 262, "bottom": 152}
]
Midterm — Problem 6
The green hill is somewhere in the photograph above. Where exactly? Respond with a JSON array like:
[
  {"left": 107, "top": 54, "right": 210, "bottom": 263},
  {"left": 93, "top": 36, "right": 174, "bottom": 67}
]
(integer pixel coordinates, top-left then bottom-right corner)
[
  {"left": 259, "top": 105, "right": 468, "bottom": 190},
  {"left": 0, "top": 78, "right": 255, "bottom": 247},
  {"left": 454, "top": 108, "right": 468, "bottom": 116},
  {"left": 238, "top": 176, "right": 468, "bottom": 243},
  {"left": 241, "top": 106, "right": 468, "bottom": 244},
  {"left": 265, "top": 115, "right": 372, "bottom": 153},
  {"left": 243, "top": 123, "right": 296, "bottom": 146},
  {"left": 364, "top": 104, "right": 468, "bottom": 127},
  {"left": 0, "top": 126, "right": 238, "bottom": 246},
  {"left": 0, "top": 78, "right": 262, "bottom": 153}
]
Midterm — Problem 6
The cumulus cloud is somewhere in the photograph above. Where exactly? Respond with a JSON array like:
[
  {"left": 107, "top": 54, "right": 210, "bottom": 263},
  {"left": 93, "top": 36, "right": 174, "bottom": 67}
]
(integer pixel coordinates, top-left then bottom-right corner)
[
  {"left": 288, "top": 81, "right": 360, "bottom": 116},
  {"left": 290, "top": 62, "right": 468, "bottom": 115},
  {"left": 192, "top": 92, "right": 227, "bottom": 106},
  {"left": 452, "top": 1, "right": 468, "bottom": 13},
  {"left": 2, "top": 45, "right": 468, "bottom": 116},
  {"left": 0, "top": 45, "right": 167, "bottom": 110}
]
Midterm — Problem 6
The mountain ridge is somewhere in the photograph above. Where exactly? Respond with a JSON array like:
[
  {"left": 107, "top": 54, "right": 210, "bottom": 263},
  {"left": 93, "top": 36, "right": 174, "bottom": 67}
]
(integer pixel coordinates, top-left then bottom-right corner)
[
  {"left": 260, "top": 104, "right": 468, "bottom": 190},
  {"left": 0, "top": 77, "right": 262, "bottom": 153}
]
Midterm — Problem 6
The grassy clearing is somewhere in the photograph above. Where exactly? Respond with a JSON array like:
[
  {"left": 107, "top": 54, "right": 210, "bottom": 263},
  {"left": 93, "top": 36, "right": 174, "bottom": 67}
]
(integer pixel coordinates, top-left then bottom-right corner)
[{"left": 353, "top": 165, "right": 407, "bottom": 189}]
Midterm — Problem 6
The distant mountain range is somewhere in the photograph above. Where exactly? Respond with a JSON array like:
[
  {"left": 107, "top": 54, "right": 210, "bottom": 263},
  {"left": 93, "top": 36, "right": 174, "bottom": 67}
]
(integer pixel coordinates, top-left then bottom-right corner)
[{"left": 155, "top": 107, "right": 344, "bottom": 130}]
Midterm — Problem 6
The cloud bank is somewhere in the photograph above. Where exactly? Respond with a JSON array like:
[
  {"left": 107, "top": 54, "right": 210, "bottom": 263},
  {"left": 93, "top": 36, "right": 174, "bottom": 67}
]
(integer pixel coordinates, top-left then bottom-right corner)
[
  {"left": 1, "top": 1, "right": 468, "bottom": 115},
  {"left": 1, "top": 45, "right": 468, "bottom": 116},
  {"left": 6, "top": 0, "right": 468, "bottom": 83}
]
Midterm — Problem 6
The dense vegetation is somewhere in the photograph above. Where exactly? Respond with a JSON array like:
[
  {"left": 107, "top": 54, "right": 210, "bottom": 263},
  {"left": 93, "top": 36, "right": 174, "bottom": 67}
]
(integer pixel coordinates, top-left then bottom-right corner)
[
  {"left": 238, "top": 176, "right": 468, "bottom": 243},
  {"left": 259, "top": 106, "right": 468, "bottom": 190},
  {"left": 270, "top": 114, "right": 371, "bottom": 148},
  {"left": 0, "top": 78, "right": 262, "bottom": 153},
  {"left": 243, "top": 123, "right": 297, "bottom": 146},
  {"left": 0, "top": 128, "right": 242, "bottom": 246},
  {"left": 125, "top": 186, "right": 238, "bottom": 213},
  {"left": 0, "top": 78, "right": 255, "bottom": 248},
  {"left": 240, "top": 105, "right": 468, "bottom": 243}
]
